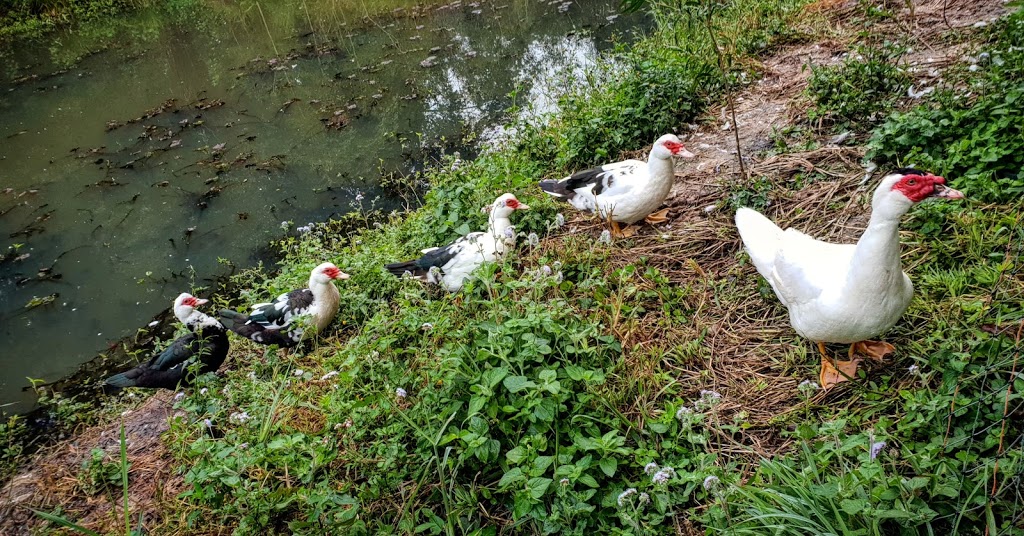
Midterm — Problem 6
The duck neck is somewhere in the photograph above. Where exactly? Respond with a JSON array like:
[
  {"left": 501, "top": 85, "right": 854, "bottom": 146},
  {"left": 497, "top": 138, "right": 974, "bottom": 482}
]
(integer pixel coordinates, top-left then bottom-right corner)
[
  {"left": 310, "top": 278, "right": 340, "bottom": 301},
  {"left": 645, "top": 154, "right": 675, "bottom": 190},
  {"left": 848, "top": 200, "right": 908, "bottom": 285},
  {"left": 185, "top": 311, "right": 223, "bottom": 332},
  {"left": 488, "top": 213, "right": 514, "bottom": 252}
]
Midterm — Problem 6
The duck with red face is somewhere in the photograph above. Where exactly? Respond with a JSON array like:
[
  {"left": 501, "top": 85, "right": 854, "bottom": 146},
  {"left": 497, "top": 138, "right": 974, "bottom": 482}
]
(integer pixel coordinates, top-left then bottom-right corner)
[
  {"left": 219, "top": 262, "right": 349, "bottom": 347},
  {"left": 735, "top": 169, "right": 965, "bottom": 389},
  {"left": 539, "top": 133, "right": 697, "bottom": 238},
  {"left": 105, "top": 293, "right": 229, "bottom": 390},
  {"left": 385, "top": 193, "right": 530, "bottom": 292}
]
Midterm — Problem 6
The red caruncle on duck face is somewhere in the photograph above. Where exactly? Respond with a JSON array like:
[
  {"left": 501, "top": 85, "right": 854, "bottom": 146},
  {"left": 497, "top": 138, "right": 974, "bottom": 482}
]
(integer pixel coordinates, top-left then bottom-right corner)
[{"left": 891, "top": 172, "right": 963, "bottom": 203}]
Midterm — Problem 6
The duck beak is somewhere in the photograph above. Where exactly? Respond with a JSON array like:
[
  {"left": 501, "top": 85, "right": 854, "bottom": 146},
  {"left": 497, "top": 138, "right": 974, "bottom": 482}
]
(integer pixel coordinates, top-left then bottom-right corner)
[
  {"left": 677, "top": 148, "right": 696, "bottom": 160},
  {"left": 517, "top": 203, "right": 530, "bottom": 210},
  {"left": 195, "top": 298, "right": 209, "bottom": 306},
  {"left": 934, "top": 184, "right": 964, "bottom": 199},
  {"left": 336, "top": 271, "right": 351, "bottom": 280}
]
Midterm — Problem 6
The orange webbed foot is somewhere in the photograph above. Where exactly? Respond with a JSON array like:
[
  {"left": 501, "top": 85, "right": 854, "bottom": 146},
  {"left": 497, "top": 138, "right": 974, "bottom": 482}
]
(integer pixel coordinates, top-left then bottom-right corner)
[
  {"left": 850, "top": 340, "right": 895, "bottom": 362},
  {"left": 644, "top": 208, "right": 670, "bottom": 224}
]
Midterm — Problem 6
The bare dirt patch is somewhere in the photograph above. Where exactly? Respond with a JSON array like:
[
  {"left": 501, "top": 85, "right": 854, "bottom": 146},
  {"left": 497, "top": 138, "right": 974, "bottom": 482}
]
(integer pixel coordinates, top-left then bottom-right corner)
[{"left": 0, "top": 392, "right": 186, "bottom": 535}]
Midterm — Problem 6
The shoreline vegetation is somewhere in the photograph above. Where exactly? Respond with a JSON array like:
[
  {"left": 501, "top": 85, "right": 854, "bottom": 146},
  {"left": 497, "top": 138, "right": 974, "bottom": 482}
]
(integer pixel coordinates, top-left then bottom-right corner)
[{"left": 3, "top": 0, "right": 1024, "bottom": 534}]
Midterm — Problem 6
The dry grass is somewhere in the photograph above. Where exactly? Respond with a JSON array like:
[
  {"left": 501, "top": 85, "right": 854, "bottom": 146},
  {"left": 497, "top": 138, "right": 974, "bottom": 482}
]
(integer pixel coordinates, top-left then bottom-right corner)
[
  {"left": 545, "top": 147, "right": 875, "bottom": 467},
  {"left": 0, "top": 391, "right": 188, "bottom": 535}
]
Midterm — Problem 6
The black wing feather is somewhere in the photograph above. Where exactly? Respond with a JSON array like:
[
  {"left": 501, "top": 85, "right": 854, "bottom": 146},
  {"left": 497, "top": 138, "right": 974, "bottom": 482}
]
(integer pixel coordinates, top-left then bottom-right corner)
[
  {"left": 564, "top": 167, "right": 614, "bottom": 195},
  {"left": 248, "top": 289, "right": 314, "bottom": 328},
  {"left": 386, "top": 235, "right": 472, "bottom": 278},
  {"left": 104, "top": 330, "right": 229, "bottom": 390}
]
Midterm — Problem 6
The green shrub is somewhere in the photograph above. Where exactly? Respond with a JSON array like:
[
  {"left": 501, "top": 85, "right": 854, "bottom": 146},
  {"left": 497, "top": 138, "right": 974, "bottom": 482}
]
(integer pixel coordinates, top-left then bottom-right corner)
[
  {"left": 868, "top": 11, "right": 1024, "bottom": 203},
  {"left": 807, "top": 43, "right": 911, "bottom": 125}
]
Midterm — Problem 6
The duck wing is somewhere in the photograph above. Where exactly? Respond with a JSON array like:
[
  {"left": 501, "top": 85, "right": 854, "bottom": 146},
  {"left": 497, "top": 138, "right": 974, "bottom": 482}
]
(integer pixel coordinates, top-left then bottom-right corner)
[
  {"left": 736, "top": 207, "right": 854, "bottom": 308},
  {"left": 386, "top": 232, "right": 483, "bottom": 278},
  {"left": 770, "top": 229, "right": 855, "bottom": 307},
  {"left": 247, "top": 289, "right": 315, "bottom": 329},
  {"left": 540, "top": 160, "right": 645, "bottom": 210}
]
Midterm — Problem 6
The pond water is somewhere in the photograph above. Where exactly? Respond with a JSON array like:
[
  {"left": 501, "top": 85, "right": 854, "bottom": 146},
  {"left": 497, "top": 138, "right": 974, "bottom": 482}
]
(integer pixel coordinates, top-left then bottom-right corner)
[{"left": 0, "top": 0, "right": 646, "bottom": 413}]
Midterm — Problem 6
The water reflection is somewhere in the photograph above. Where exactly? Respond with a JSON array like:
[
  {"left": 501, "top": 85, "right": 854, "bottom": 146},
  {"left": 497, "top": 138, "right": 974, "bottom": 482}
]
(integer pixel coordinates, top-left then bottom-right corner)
[{"left": 0, "top": 0, "right": 646, "bottom": 412}]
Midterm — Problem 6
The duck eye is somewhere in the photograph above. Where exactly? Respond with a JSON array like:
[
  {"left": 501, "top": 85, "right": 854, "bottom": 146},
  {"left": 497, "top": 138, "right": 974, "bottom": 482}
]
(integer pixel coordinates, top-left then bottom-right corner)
[{"left": 907, "top": 179, "right": 916, "bottom": 185}]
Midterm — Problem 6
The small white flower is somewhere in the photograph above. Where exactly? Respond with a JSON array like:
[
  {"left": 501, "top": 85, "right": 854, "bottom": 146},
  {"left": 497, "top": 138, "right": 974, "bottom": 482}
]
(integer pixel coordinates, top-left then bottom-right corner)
[
  {"left": 294, "top": 369, "right": 304, "bottom": 377},
  {"left": 617, "top": 487, "right": 637, "bottom": 506},
  {"left": 238, "top": 442, "right": 249, "bottom": 449},
  {"left": 644, "top": 462, "right": 660, "bottom": 475},
  {"left": 652, "top": 467, "right": 676, "bottom": 485},
  {"left": 696, "top": 390, "right": 722, "bottom": 410},
  {"left": 355, "top": 192, "right": 365, "bottom": 202},
  {"left": 598, "top": 229, "right": 612, "bottom": 244},
  {"left": 527, "top": 232, "right": 539, "bottom": 247},
  {"left": 321, "top": 371, "right": 339, "bottom": 380},
  {"left": 229, "top": 411, "right": 250, "bottom": 424},
  {"left": 203, "top": 418, "right": 213, "bottom": 429},
  {"left": 541, "top": 265, "right": 552, "bottom": 276},
  {"left": 908, "top": 364, "right": 920, "bottom": 374},
  {"left": 638, "top": 492, "right": 650, "bottom": 504},
  {"left": 798, "top": 380, "right": 820, "bottom": 397},
  {"left": 396, "top": 387, "right": 408, "bottom": 398},
  {"left": 280, "top": 221, "right": 290, "bottom": 230},
  {"left": 174, "top": 392, "right": 185, "bottom": 401},
  {"left": 248, "top": 371, "right": 257, "bottom": 381},
  {"left": 421, "top": 322, "right": 433, "bottom": 330},
  {"left": 503, "top": 227, "right": 515, "bottom": 239},
  {"left": 344, "top": 418, "right": 353, "bottom": 428},
  {"left": 555, "top": 213, "right": 565, "bottom": 227},
  {"left": 559, "top": 478, "right": 569, "bottom": 486},
  {"left": 199, "top": 388, "right": 208, "bottom": 396},
  {"left": 703, "top": 475, "right": 720, "bottom": 491}
]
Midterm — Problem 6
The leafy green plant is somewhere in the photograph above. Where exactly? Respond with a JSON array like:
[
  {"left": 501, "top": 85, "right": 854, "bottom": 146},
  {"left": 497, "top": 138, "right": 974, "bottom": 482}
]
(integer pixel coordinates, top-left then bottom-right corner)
[
  {"left": 868, "top": 10, "right": 1024, "bottom": 203},
  {"left": 807, "top": 43, "right": 910, "bottom": 126}
]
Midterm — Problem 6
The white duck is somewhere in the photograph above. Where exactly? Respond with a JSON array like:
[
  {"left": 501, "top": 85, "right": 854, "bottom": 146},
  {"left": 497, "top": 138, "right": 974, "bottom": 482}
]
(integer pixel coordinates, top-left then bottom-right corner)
[
  {"left": 538, "top": 133, "right": 696, "bottom": 237},
  {"left": 219, "top": 262, "right": 348, "bottom": 347},
  {"left": 385, "top": 193, "right": 529, "bottom": 291},
  {"left": 735, "top": 169, "right": 964, "bottom": 388}
]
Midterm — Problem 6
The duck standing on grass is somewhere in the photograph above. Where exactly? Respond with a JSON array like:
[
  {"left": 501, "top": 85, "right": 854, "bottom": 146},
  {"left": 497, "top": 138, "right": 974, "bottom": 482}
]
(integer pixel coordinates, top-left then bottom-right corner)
[
  {"left": 734, "top": 169, "right": 965, "bottom": 389},
  {"left": 104, "top": 293, "right": 229, "bottom": 390},
  {"left": 385, "top": 193, "right": 530, "bottom": 292},
  {"left": 538, "top": 133, "right": 696, "bottom": 238},
  {"left": 219, "top": 262, "right": 348, "bottom": 347}
]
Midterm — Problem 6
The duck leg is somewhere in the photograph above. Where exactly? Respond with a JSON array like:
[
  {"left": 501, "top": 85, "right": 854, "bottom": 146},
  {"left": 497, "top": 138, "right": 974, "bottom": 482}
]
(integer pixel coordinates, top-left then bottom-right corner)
[
  {"left": 609, "top": 220, "right": 626, "bottom": 239},
  {"left": 644, "top": 208, "right": 670, "bottom": 224},
  {"left": 850, "top": 340, "right": 895, "bottom": 362},
  {"left": 817, "top": 341, "right": 860, "bottom": 389}
]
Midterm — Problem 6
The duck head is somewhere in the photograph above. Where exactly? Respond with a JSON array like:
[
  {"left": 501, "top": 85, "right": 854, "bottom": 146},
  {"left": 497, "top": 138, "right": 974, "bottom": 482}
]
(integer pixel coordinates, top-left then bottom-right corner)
[
  {"left": 483, "top": 193, "right": 530, "bottom": 219},
  {"left": 873, "top": 168, "right": 964, "bottom": 219},
  {"left": 173, "top": 292, "right": 209, "bottom": 323},
  {"left": 310, "top": 262, "right": 350, "bottom": 286},
  {"left": 650, "top": 134, "right": 696, "bottom": 161}
]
